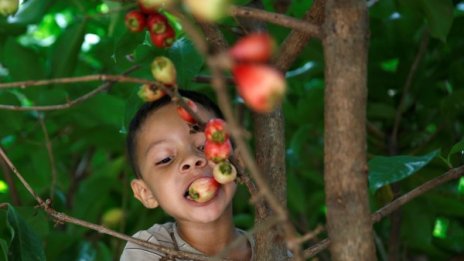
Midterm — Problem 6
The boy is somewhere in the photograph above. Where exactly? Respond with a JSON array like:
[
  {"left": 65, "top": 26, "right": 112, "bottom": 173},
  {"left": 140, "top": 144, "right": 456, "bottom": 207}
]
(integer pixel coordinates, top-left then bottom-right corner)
[{"left": 120, "top": 90, "right": 254, "bottom": 260}]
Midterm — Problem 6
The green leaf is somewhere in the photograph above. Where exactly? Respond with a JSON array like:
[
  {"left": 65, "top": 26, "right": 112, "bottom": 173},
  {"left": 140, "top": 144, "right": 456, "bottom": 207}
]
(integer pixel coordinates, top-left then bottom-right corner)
[
  {"left": 368, "top": 150, "right": 440, "bottom": 192},
  {"left": 51, "top": 20, "right": 87, "bottom": 78},
  {"left": 420, "top": 0, "right": 454, "bottom": 42},
  {"left": 6, "top": 204, "right": 45, "bottom": 261},
  {"left": 0, "top": 238, "right": 8, "bottom": 261},
  {"left": 168, "top": 37, "right": 204, "bottom": 89},
  {"left": 447, "top": 138, "right": 464, "bottom": 164},
  {"left": 2, "top": 38, "right": 45, "bottom": 81}
]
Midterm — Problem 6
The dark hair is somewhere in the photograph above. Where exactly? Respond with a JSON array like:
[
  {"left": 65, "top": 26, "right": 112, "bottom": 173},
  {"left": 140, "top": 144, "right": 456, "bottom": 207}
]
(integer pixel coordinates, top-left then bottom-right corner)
[{"left": 126, "top": 89, "right": 223, "bottom": 178}]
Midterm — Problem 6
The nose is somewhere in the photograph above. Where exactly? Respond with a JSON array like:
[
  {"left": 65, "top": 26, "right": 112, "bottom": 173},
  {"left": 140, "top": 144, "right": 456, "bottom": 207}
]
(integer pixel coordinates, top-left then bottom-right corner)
[{"left": 179, "top": 152, "right": 207, "bottom": 173}]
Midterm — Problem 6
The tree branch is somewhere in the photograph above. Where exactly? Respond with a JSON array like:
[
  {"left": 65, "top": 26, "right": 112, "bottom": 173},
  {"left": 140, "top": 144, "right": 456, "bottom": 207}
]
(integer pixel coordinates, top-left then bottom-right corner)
[
  {"left": 303, "top": 164, "right": 464, "bottom": 258},
  {"left": 38, "top": 115, "right": 57, "bottom": 201},
  {"left": 230, "top": 6, "right": 322, "bottom": 38}
]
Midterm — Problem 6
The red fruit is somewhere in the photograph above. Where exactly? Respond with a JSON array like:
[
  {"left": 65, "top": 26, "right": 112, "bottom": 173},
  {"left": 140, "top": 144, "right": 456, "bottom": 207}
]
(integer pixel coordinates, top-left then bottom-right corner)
[
  {"left": 229, "top": 33, "right": 275, "bottom": 63},
  {"left": 205, "top": 118, "right": 228, "bottom": 144},
  {"left": 125, "top": 10, "right": 146, "bottom": 32},
  {"left": 204, "top": 139, "right": 232, "bottom": 163},
  {"left": 137, "top": 84, "right": 165, "bottom": 102},
  {"left": 232, "top": 64, "right": 286, "bottom": 113},
  {"left": 147, "top": 12, "right": 168, "bottom": 34},
  {"left": 150, "top": 25, "right": 176, "bottom": 48},
  {"left": 151, "top": 56, "right": 177, "bottom": 85},
  {"left": 187, "top": 177, "right": 220, "bottom": 203},
  {"left": 213, "top": 161, "right": 237, "bottom": 184},
  {"left": 176, "top": 98, "right": 198, "bottom": 124}
]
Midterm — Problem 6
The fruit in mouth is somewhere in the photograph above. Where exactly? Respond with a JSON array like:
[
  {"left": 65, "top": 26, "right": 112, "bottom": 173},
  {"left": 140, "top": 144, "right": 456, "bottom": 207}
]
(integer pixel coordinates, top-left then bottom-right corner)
[
  {"left": 187, "top": 177, "right": 220, "bottom": 203},
  {"left": 213, "top": 161, "right": 237, "bottom": 184}
]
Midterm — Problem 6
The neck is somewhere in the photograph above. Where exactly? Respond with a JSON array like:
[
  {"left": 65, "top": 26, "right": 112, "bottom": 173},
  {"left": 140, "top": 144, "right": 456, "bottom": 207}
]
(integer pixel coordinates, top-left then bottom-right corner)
[{"left": 175, "top": 207, "right": 251, "bottom": 260}]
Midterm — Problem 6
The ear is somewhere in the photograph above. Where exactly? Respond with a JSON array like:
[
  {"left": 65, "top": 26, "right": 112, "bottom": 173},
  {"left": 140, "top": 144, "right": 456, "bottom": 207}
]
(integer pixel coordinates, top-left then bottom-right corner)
[{"left": 130, "top": 179, "right": 159, "bottom": 209}]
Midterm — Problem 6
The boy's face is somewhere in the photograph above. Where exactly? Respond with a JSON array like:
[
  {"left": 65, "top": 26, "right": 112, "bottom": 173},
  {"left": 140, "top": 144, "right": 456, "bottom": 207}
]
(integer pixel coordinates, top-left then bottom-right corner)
[{"left": 131, "top": 103, "right": 237, "bottom": 224}]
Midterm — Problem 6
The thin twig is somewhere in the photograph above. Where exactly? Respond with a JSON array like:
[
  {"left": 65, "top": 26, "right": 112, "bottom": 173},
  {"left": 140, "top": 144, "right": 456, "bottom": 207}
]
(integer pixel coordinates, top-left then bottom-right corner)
[
  {"left": 38, "top": 115, "right": 57, "bottom": 201},
  {"left": 230, "top": 6, "right": 322, "bottom": 38},
  {"left": 391, "top": 31, "right": 429, "bottom": 148},
  {"left": 303, "top": 164, "right": 464, "bottom": 258},
  {"left": 0, "top": 150, "right": 21, "bottom": 205}
]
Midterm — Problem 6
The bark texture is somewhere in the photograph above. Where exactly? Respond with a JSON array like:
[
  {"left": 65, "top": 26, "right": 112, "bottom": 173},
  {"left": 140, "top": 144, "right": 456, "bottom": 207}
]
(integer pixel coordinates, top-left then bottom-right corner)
[{"left": 323, "top": 1, "right": 377, "bottom": 260}]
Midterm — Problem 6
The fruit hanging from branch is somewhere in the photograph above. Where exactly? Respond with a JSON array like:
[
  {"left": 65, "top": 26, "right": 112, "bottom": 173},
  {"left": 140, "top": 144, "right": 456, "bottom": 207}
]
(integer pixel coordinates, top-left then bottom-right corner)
[
  {"left": 137, "top": 84, "right": 165, "bottom": 102},
  {"left": 138, "top": 0, "right": 173, "bottom": 13},
  {"left": 176, "top": 98, "right": 198, "bottom": 124},
  {"left": 232, "top": 63, "right": 286, "bottom": 113},
  {"left": 229, "top": 32, "right": 276, "bottom": 63},
  {"left": 213, "top": 161, "right": 237, "bottom": 184},
  {"left": 125, "top": 10, "right": 147, "bottom": 32},
  {"left": 147, "top": 12, "right": 169, "bottom": 34},
  {"left": 183, "top": 0, "right": 230, "bottom": 22},
  {"left": 204, "top": 139, "right": 232, "bottom": 163},
  {"left": 0, "top": 0, "right": 19, "bottom": 16},
  {"left": 150, "top": 24, "right": 176, "bottom": 48},
  {"left": 151, "top": 56, "right": 177, "bottom": 86},
  {"left": 205, "top": 118, "right": 228, "bottom": 144}
]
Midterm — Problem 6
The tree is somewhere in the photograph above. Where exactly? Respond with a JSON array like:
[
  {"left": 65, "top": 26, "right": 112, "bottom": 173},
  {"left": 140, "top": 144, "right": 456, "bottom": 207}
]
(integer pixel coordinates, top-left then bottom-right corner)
[{"left": 1, "top": 0, "right": 464, "bottom": 260}]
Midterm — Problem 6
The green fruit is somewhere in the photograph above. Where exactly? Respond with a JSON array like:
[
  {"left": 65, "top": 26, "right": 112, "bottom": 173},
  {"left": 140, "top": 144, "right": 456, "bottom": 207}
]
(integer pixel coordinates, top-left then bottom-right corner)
[
  {"left": 0, "top": 0, "right": 19, "bottom": 16},
  {"left": 102, "top": 208, "right": 124, "bottom": 228}
]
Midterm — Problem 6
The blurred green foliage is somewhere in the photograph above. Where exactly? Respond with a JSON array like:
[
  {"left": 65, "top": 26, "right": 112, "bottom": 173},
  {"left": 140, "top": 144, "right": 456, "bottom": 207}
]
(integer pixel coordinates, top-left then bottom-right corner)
[{"left": 0, "top": 0, "right": 463, "bottom": 260}]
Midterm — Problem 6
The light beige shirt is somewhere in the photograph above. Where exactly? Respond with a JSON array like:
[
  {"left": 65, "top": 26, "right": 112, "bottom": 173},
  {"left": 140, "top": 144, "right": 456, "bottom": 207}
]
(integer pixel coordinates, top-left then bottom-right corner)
[{"left": 120, "top": 222, "right": 255, "bottom": 260}]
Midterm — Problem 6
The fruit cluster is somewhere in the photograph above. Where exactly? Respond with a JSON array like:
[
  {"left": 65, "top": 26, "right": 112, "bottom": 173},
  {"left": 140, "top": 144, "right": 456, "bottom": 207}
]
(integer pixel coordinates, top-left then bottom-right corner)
[
  {"left": 125, "top": 0, "right": 176, "bottom": 48},
  {"left": 229, "top": 33, "right": 287, "bottom": 113},
  {"left": 186, "top": 118, "right": 237, "bottom": 203}
]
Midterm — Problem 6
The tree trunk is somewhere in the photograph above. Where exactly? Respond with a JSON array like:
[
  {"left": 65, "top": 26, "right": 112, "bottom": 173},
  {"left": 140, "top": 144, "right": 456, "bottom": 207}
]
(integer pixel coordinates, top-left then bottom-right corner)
[
  {"left": 252, "top": 108, "right": 288, "bottom": 261},
  {"left": 323, "top": 1, "right": 377, "bottom": 260}
]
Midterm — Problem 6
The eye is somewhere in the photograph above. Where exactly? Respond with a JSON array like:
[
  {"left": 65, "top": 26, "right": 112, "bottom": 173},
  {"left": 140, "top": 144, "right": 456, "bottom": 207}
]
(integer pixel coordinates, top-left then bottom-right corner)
[
  {"left": 197, "top": 144, "right": 205, "bottom": 152},
  {"left": 155, "top": 157, "right": 172, "bottom": 166}
]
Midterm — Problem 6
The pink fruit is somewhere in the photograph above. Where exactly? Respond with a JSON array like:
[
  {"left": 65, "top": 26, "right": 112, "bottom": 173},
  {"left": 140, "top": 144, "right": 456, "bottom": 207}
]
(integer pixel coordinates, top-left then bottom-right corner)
[
  {"left": 125, "top": 10, "right": 146, "bottom": 33},
  {"left": 213, "top": 161, "right": 237, "bottom": 184},
  {"left": 232, "top": 64, "right": 286, "bottom": 113},
  {"left": 137, "top": 84, "right": 165, "bottom": 102},
  {"left": 176, "top": 98, "right": 198, "bottom": 124},
  {"left": 204, "top": 118, "right": 228, "bottom": 144},
  {"left": 204, "top": 139, "right": 232, "bottom": 163},
  {"left": 151, "top": 56, "right": 177, "bottom": 86},
  {"left": 229, "top": 33, "right": 275, "bottom": 63},
  {"left": 187, "top": 177, "right": 220, "bottom": 203}
]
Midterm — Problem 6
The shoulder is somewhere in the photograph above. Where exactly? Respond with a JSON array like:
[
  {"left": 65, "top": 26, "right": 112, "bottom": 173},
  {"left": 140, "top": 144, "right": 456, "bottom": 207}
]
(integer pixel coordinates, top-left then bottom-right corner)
[{"left": 120, "top": 222, "right": 177, "bottom": 261}]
